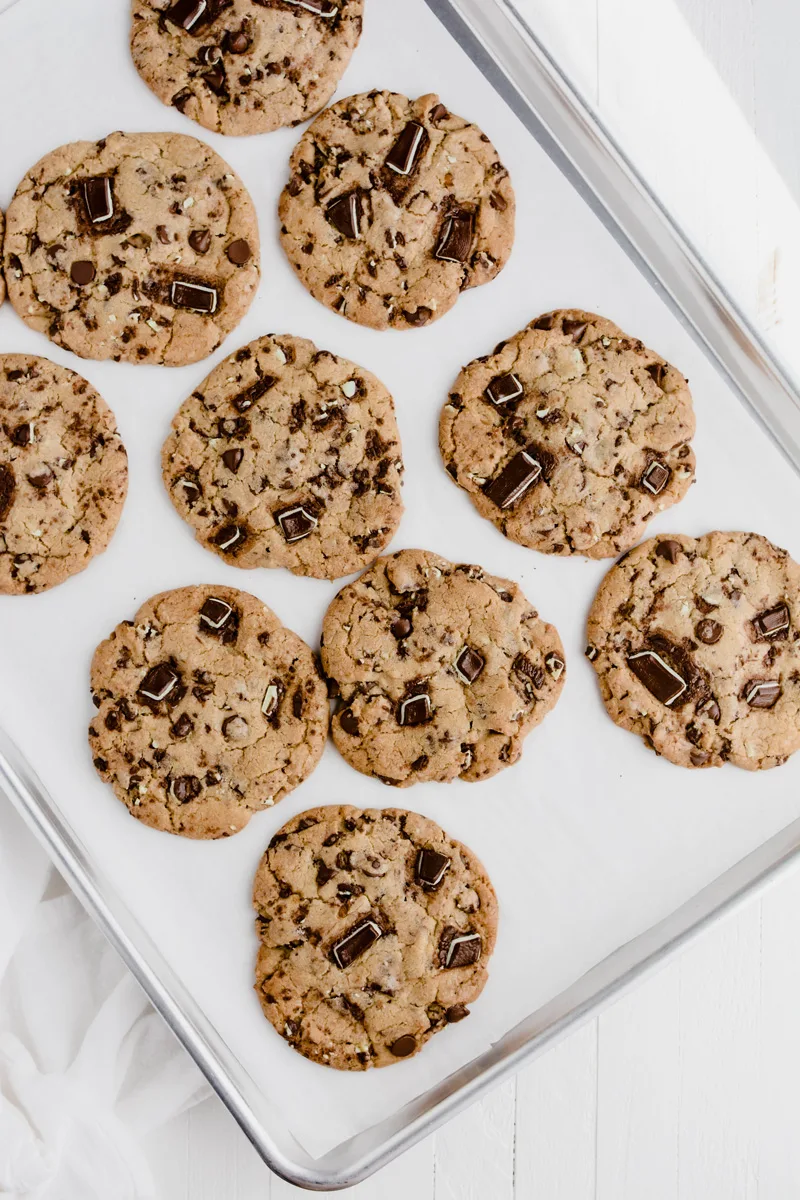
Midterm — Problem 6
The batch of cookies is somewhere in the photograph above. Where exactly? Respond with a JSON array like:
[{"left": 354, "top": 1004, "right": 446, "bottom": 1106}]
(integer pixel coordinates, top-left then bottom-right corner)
[{"left": 1, "top": 0, "right": 798, "bottom": 1074}]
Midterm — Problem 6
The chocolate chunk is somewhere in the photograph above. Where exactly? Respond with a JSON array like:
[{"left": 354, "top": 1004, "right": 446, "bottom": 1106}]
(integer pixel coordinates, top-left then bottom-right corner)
[
  {"left": 261, "top": 683, "right": 282, "bottom": 719},
  {"left": 402, "top": 306, "right": 432, "bottom": 326},
  {"left": 627, "top": 649, "right": 687, "bottom": 706},
  {"left": 27, "top": 465, "right": 53, "bottom": 490},
  {"left": 0, "top": 465, "right": 15, "bottom": 523},
  {"left": 744, "top": 679, "right": 782, "bottom": 709},
  {"left": 326, "top": 191, "right": 362, "bottom": 240},
  {"left": 753, "top": 604, "right": 790, "bottom": 640},
  {"left": 445, "top": 1004, "right": 470, "bottom": 1023},
  {"left": 283, "top": 0, "right": 337, "bottom": 14},
  {"left": 198, "top": 44, "right": 222, "bottom": 65},
  {"left": 391, "top": 616, "right": 412, "bottom": 639},
  {"left": 641, "top": 459, "right": 671, "bottom": 496},
  {"left": 697, "top": 696, "right": 721, "bottom": 723},
  {"left": 429, "top": 103, "right": 449, "bottom": 122},
  {"left": 232, "top": 376, "right": 276, "bottom": 412},
  {"left": 339, "top": 708, "right": 359, "bottom": 735},
  {"left": 226, "top": 238, "right": 251, "bottom": 265},
  {"left": 485, "top": 373, "right": 523, "bottom": 407},
  {"left": 222, "top": 715, "right": 248, "bottom": 740},
  {"left": 275, "top": 504, "right": 317, "bottom": 543},
  {"left": 696, "top": 618, "right": 723, "bottom": 645},
  {"left": 385, "top": 121, "right": 427, "bottom": 175},
  {"left": 170, "top": 279, "right": 218, "bottom": 313},
  {"left": 82, "top": 177, "right": 114, "bottom": 224},
  {"left": 440, "top": 929, "right": 481, "bottom": 969},
  {"left": 199, "top": 597, "right": 234, "bottom": 630},
  {"left": 562, "top": 318, "right": 587, "bottom": 342},
  {"left": 166, "top": 0, "right": 209, "bottom": 31},
  {"left": 455, "top": 646, "right": 484, "bottom": 684},
  {"left": 398, "top": 692, "right": 432, "bottom": 726},
  {"left": 221, "top": 448, "right": 243, "bottom": 473},
  {"left": 213, "top": 524, "right": 246, "bottom": 552},
  {"left": 484, "top": 448, "right": 542, "bottom": 509},
  {"left": 202, "top": 66, "right": 226, "bottom": 93},
  {"left": 331, "top": 918, "right": 383, "bottom": 968},
  {"left": 171, "top": 713, "right": 194, "bottom": 739},
  {"left": 415, "top": 847, "right": 450, "bottom": 890},
  {"left": 435, "top": 210, "right": 474, "bottom": 264},
  {"left": 156, "top": 225, "right": 171, "bottom": 244},
  {"left": 585, "top": 645, "right": 599, "bottom": 661},
  {"left": 514, "top": 654, "right": 544, "bottom": 688},
  {"left": 656, "top": 539, "right": 681, "bottom": 564},
  {"left": 544, "top": 652, "right": 565, "bottom": 680},
  {"left": 695, "top": 596, "right": 717, "bottom": 615},
  {"left": 138, "top": 663, "right": 180, "bottom": 703},
  {"left": 171, "top": 774, "right": 202, "bottom": 802},
  {"left": 10, "top": 423, "right": 34, "bottom": 447},
  {"left": 226, "top": 29, "right": 251, "bottom": 53},
  {"left": 70, "top": 260, "right": 96, "bottom": 285},
  {"left": 646, "top": 363, "right": 667, "bottom": 387},
  {"left": 188, "top": 229, "right": 212, "bottom": 254},
  {"left": 177, "top": 476, "right": 201, "bottom": 504},
  {"left": 389, "top": 1035, "right": 417, "bottom": 1058},
  {"left": 690, "top": 749, "right": 711, "bottom": 766}
]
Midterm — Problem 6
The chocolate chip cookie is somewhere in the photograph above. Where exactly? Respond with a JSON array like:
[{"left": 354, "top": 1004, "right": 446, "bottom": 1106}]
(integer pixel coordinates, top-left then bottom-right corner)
[
  {"left": 3, "top": 131, "right": 259, "bottom": 366},
  {"left": 131, "top": 0, "right": 364, "bottom": 137},
  {"left": 253, "top": 804, "right": 498, "bottom": 1069},
  {"left": 89, "top": 585, "right": 329, "bottom": 837},
  {"left": 439, "top": 310, "right": 696, "bottom": 557},
  {"left": 162, "top": 333, "right": 403, "bottom": 579},
  {"left": 321, "top": 548, "right": 565, "bottom": 785},
  {"left": 0, "top": 354, "right": 128, "bottom": 595},
  {"left": 279, "top": 90, "right": 515, "bottom": 330},
  {"left": 586, "top": 531, "right": 800, "bottom": 770}
]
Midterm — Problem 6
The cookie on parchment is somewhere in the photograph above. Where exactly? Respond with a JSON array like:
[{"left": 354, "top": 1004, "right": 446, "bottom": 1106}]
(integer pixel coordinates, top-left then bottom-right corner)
[
  {"left": 130, "top": 0, "right": 364, "bottom": 137},
  {"left": 253, "top": 804, "right": 498, "bottom": 1070},
  {"left": 3, "top": 131, "right": 259, "bottom": 366},
  {"left": 89, "top": 585, "right": 329, "bottom": 838},
  {"left": 586, "top": 531, "right": 800, "bottom": 770},
  {"left": 439, "top": 310, "right": 696, "bottom": 558},
  {"left": 0, "top": 354, "right": 127, "bottom": 595},
  {"left": 162, "top": 333, "right": 403, "bottom": 579},
  {"left": 279, "top": 90, "right": 515, "bottom": 330},
  {"left": 321, "top": 548, "right": 565, "bottom": 785}
]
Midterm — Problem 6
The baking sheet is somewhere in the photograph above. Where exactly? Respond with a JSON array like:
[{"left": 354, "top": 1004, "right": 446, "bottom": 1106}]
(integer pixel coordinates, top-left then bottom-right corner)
[{"left": 2, "top": 0, "right": 800, "bottom": 1162}]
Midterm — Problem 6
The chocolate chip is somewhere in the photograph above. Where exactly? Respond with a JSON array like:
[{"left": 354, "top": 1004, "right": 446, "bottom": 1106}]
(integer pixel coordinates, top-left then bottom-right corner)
[
  {"left": 200, "top": 597, "right": 234, "bottom": 631},
  {"left": 485, "top": 373, "right": 523, "bottom": 407},
  {"left": 744, "top": 679, "right": 781, "bottom": 709},
  {"left": 274, "top": 504, "right": 317, "bottom": 543},
  {"left": 484, "top": 448, "right": 543, "bottom": 509},
  {"left": 170, "top": 279, "right": 217, "bottom": 313},
  {"left": 646, "top": 363, "right": 667, "bottom": 387},
  {"left": 156, "top": 225, "right": 171, "bottom": 244},
  {"left": 316, "top": 861, "right": 334, "bottom": 886},
  {"left": 627, "top": 649, "right": 687, "bottom": 706},
  {"left": 429, "top": 103, "right": 449, "bottom": 122},
  {"left": 226, "top": 28, "right": 251, "bottom": 53},
  {"left": 171, "top": 713, "right": 194, "bottom": 738},
  {"left": 0, "top": 464, "right": 15, "bottom": 523},
  {"left": 690, "top": 749, "right": 711, "bottom": 766},
  {"left": 385, "top": 121, "right": 427, "bottom": 175},
  {"left": 435, "top": 210, "right": 474, "bottom": 264},
  {"left": 326, "top": 191, "right": 362, "bottom": 240},
  {"left": 222, "top": 715, "right": 248, "bottom": 741},
  {"left": 391, "top": 616, "right": 412, "bottom": 639},
  {"left": 455, "top": 646, "right": 484, "bottom": 684},
  {"left": 331, "top": 919, "right": 383, "bottom": 968},
  {"left": 402, "top": 306, "right": 433, "bottom": 326},
  {"left": 27, "top": 465, "right": 53, "bottom": 490},
  {"left": 695, "top": 596, "right": 717, "bottom": 615},
  {"left": 398, "top": 692, "right": 432, "bottom": 726},
  {"left": 440, "top": 929, "right": 481, "bottom": 969},
  {"left": 70, "top": 260, "right": 96, "bottom": 285},
  {"left": 202, "top": 66, "right": 226, "bottom": 93},
  {"left": 221, "top": 448, "right": 243, "bottom": 473},
  {"left": 544, "top": 652, "right": 565, "bottom": 680},
  {"left": 445, "top": 1004, "right": 470, "bottom": 1023},
  {"left": 696, "top": 618, "right": 723, "bottom": 645},
  {"left": 697, "top": 696, "right": 721, "bottom": 723},
  {"left": 138, "top": 663, "right": 180, "bottom": 703},
  {"left": 415, "top": 848, "right": 450, "bottom": 890},
  {"left": 198, "top": 44, "right": 221, "bottom": 65},
  {"left": 640, "top": 459, "right": 671, "bottom": 496},
  {"left": 339, "top": 708, "right": 359, "bottom": 735},
  {"left": 389, "top": 1035, "right": 417, "bottom": 1058},
  {"left": 82, "top": 177, "right": 114, "bottom": 224},
  {"left": 166, "top": 0, "right": 209, "bottom": 31},
  {"left": 177, "top": 475, "right": 201, "bottom": 505},
  {"left": 172, "top": 774, "right": 202, "bottom": 802},
  {"left": 188, "top": 229, "right": 212, "bottom": 254},
  {"left": 656, "top": 539, "right": 681, "bottom": 564},
  {"left": 562, "top": 318, "right": 587, "bottom": 342},
  {"left": 585, "top": 644, "right": 599, "bottom": 661},
  {"left": 212, "top": 524, "right": 246, "bottom": 552},
  {"left": 753, "top": 604, "right": 790, "bottom": 640},
  {"left": 10, "top": 423, "right": 34, "bottom": 447},
  {"left": 226, "top": 238, "right": 251, "bottom": 265}
]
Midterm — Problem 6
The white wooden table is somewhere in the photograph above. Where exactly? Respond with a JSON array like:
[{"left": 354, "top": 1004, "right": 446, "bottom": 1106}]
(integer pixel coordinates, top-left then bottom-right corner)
[{"left": 138, "top": 1, "right": 800, "bottom": 1193}]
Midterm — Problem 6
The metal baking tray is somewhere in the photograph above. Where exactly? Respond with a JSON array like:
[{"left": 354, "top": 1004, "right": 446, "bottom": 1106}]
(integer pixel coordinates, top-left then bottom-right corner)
[{"left": 4, "top": 0, "right": 800, "bottom": 1189}]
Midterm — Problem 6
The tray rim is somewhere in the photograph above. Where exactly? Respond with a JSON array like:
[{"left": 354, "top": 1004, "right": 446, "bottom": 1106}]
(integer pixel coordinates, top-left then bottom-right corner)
[{"left": 5, "top": 0, "right": 800, "bottom": 1188}]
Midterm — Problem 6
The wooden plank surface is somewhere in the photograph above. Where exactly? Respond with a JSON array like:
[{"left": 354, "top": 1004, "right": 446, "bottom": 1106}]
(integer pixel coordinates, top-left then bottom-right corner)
[{"left": 140, "top": 1, "right": 800, "bottom": 1194}]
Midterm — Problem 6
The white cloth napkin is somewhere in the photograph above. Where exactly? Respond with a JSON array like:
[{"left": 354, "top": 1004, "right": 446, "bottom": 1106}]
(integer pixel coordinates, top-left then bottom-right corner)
[{"left": 0, "top": 799, "right": 209, "bottom": 1199}]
